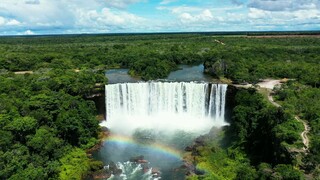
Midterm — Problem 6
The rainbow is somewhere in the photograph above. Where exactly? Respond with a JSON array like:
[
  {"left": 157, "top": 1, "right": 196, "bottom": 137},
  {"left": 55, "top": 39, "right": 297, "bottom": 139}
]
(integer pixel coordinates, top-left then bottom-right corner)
[{"left": 105, "top": 134, "right": 182, "bottom": 159}]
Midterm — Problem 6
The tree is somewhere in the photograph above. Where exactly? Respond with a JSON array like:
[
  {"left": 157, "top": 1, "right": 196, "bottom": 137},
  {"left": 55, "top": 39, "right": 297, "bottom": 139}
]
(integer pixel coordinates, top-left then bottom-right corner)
[
  {"left": 236, "top": 166, "right": 258, "bottom": 180},
  {"left": 5, "top": 116, "right": 37, "bottom": 142},
  {"left": 273, "top": 164, "right": 304, "bottom": 180},
  {"left": 26, "top": 127, "right": 63, "bottom": 157},
  {"left": 59, "top": 148, "right": 90, "bottom": 180}
]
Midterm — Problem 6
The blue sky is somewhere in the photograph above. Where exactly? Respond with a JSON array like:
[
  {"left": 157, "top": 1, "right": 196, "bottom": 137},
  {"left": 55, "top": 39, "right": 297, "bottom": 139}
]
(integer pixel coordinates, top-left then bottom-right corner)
[{"left": 0, "top": 0, "right": 319, "bottom": 35}]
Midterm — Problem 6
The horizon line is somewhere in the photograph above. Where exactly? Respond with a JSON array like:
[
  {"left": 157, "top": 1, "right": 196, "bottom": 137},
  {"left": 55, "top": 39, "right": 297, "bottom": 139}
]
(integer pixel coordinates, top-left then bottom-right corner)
[{"left": 1, "top": 30, "right": 320, "bottom": 38}]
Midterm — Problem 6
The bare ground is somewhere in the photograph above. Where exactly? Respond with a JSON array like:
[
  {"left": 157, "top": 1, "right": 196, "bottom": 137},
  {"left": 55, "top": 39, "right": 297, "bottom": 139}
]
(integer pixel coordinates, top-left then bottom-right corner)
[
  {"left": 14, "top": 71, "right": 34, "bottom": 74},
  {"left": 257, "top": 79, "right": 282, "bottom": 89}
]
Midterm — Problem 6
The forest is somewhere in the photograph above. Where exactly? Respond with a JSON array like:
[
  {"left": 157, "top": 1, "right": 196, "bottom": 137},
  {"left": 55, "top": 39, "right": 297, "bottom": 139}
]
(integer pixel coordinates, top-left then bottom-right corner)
[
  {"left": 0, "top": 69, "right": 107, "bottom": 179},
  {"left": 0, "top": 33, "right": 319, "bottom": 179}
]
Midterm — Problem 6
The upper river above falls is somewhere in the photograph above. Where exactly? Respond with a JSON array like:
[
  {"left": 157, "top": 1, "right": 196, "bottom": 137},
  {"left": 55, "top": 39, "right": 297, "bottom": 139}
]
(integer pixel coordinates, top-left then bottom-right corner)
[{"left": 105, "top": 64, "right": 212, "bottom": 83}]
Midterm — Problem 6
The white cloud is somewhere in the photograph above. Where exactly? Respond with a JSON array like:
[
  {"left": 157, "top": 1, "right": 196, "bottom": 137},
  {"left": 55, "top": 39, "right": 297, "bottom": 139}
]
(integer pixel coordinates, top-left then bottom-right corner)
[
  {"left": 157, "top": 5, "right": 249, "bottom": 31},
  {"left": 247, "top": 6, "right": 320, "bottom": 29},
  {"left": 23, "top": 30, "right": 35, "bottom": 35},
  {"left": 160, "top": 0, "right": 178, "bottom": 5},
  {"left": 248, "top": 0, "right": 320, "bottom": 12},
  {"left": 179, "top": 9, "right": 214, "bottom": 23},
  {"left": 0, "top": 17, "right": 5, "bottom": 26},
  {"left": 0, "top": 0, "right": 75, "bottom": 28},
  {"left": 245, "top": 0, "right": 320, "bottom": 30},
  {"left": 6, "top": 19, "right": 21, "bottom": 26},
  {"left": 0, "top": 0, "right": 319, "bottom": 34},
  {"left": 16, "top": 29, "right": 35, "bottom": 35},
  {"left": 102, "top": 0, "right": 146, "bottom": 9},
  {"left": 0, "top": 0, "right": 148, "bottom": 34},
  {"left": 225, "top": 12, "right": 246, "bottom": 23},
  {"left": 0, "top": 16, "right": 21, "bottom": 26},
  {"left": 248, "top": 7, "right": 320, "bottom": 21},
  {"left": 76, "top": 7, "right": 146, "bottom": 32},
  {"left": 158, "top": 5, "right": 217, "bottom": 26},
  {"left": 171, "top": 6, "right": 202, "bottom": 14},
  {"left": 248, "top": 8, "right": 268, "bottom": 19}
]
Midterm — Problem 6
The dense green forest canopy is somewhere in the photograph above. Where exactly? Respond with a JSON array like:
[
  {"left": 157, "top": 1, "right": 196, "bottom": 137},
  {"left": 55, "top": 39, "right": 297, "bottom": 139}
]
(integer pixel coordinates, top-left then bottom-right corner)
[
  {"left": 0, "top": 33, "right": 319, "bottom": 179},
  {"left": 1, "top": 33, "right": 319, "bottom": 82},
  {"left": 0, "top": 69, "right": 106, "bottom": 179},
  {"left": 188, "top": 88, "right": 305, "bottom": 180}
]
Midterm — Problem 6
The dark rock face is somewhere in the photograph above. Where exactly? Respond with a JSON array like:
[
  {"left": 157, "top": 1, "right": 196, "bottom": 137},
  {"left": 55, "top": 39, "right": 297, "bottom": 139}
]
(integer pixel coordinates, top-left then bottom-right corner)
[
  {"left": 195, "top": 168, "right": 206, "bottom": 175},
  {"left": 85, "top": 90, "right": 106, "bottom": 120},
  {"left": 181, "top": 85, "right": 239, "bottom": 178},
  {"left": 182, "top": 135, "right": 210, "bottom": 176},
  {"left": 129, "top": 155, "right": 145, "bottom": 163},
  {"left": 224, "top": 85, "right": 239, "bottom": 124},
  {"left": 185, "top": 146, "right": 193, "bottom": 152},
  {"left": 195, "top": 136, "right": 206, "bottom": 146},
  {"left": 180, "top": 161, "right": 196, "bottom": 176},
  {"left": 151, "top": 168, "right": 161, "bottom": 178},
  {"left": 179, "top": 161, "right": 207, "bottom": 176},
  {"left": 101, "top": 126, "right": 109, "bottom": 132},
  {"left": 109, "top": 162, "right": 122, "bottom": 175}
]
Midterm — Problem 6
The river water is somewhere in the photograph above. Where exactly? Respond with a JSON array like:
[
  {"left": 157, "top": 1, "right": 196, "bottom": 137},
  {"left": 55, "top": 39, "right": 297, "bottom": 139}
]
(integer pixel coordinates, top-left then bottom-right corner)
[
  {"left": 93, "top": 64, "right": 225, "bottom": 180},
  {"left": 105, "top": 64, "right": 213, "bottom": 84}
]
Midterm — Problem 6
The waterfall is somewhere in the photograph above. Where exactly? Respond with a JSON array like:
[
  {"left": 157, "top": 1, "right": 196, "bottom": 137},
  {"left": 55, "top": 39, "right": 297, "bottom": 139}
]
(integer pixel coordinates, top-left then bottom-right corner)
[
  {"left": 102, "top": 82, "right": 228, "bottom": 133},
  {"left": 208, "top": 84, "right": 228, "bottom": 125},
  {"left": 99, "top": 82, "right": 228, "bottom": 179}
]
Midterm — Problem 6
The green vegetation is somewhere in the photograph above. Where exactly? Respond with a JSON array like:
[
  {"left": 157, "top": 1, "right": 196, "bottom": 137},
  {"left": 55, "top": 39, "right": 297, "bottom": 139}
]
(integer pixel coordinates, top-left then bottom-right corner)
[
  {"left": 59, "top": 148, "right": 91, "bottom": 180},
  {"left": 1, "top": 34, "right": 319, "bottom": 83},
  {"left": 0, "top": 33, "right": 319, "bottom": 179},
  {"left": 0, "top": 69, "right": 106, "bottom": 179},
  {"left": 0, "top": 34, "right": 205, "bottom": 80},
  {"left": 199, "top": 35, "right": 319, "bottom": 179},
  {"left": 274, "top": 81, "right": 320, "bottom": 177},
  {"left": 187, "top": 89, "right": 304, "bottom": 180},
  {"left": 203, "top": 37, "right": 320, "bottom": 86}
]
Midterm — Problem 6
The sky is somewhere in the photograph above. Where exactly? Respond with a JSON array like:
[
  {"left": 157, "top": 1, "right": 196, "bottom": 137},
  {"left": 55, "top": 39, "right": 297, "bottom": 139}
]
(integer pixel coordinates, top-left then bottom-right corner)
[{"left": 0, "top": 0, "right": 319, "bottom": 35}]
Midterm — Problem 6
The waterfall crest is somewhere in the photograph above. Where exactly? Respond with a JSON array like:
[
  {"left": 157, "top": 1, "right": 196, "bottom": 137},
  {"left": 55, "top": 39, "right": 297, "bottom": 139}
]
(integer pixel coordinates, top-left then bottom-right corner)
[{"left": 102, "top": 82, "right": 227, "bottom": 134}]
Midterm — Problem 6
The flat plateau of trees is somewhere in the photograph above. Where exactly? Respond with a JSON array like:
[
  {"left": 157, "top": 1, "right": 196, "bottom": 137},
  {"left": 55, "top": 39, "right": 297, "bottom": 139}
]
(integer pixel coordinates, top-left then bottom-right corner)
[{"left": 0, "top": 33, "right": 319, "bottom": 179}]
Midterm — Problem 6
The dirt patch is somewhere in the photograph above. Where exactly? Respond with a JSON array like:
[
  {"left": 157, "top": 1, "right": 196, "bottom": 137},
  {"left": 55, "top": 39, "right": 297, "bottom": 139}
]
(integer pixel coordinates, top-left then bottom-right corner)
[
  {"left": 257, "top": 79, "right": 282, "bottom": 90},
  {"left": 14, "top": 71, "right": 34, "bottom": 75},
  {"left": 295, "top": 116, "right": 310, "bottom": 150}
]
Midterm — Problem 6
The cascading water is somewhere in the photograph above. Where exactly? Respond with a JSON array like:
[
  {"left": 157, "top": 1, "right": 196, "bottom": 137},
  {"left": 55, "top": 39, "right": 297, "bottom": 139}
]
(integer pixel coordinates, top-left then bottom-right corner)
[
  {"left": 107, "top": 162, "right": 158, "bottom": 180},
  {"left": 101, "top": 82, "right": 228, "bottom": 133},
  {"left": 98, "top": 82, "right": 228, "bottom": 179}
]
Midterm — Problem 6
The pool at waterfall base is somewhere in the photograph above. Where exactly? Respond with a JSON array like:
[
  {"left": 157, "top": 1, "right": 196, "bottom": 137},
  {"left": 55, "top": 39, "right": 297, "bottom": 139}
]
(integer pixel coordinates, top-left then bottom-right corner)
[{"left": 93, "top": 79, "right": 228, "bottom": 179}]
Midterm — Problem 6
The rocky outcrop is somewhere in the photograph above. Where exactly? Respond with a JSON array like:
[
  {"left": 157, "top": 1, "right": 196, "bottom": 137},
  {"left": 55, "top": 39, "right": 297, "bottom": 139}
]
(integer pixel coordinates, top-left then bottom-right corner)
[
  {"left": 182, "top": 130, "right": 222, "bottom": 176},
  {"left": 178, "top": 160, "right": 206, "bottom": 176},
  {"left": 85, "top": 86, "right": 106, "bottom": 120},
  {"left": 130, "top": 155, "right": 148, "bottom": 163}
]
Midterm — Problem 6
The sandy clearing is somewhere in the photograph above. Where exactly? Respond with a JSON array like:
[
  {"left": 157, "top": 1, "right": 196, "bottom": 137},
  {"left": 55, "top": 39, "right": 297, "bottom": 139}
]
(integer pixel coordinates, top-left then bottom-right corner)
[
  {"left": 14, "top": 71, "right": 34, "bottom": 75},
  {"left": 257, "top": 79, "right": 282, "bottom": 90}
]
